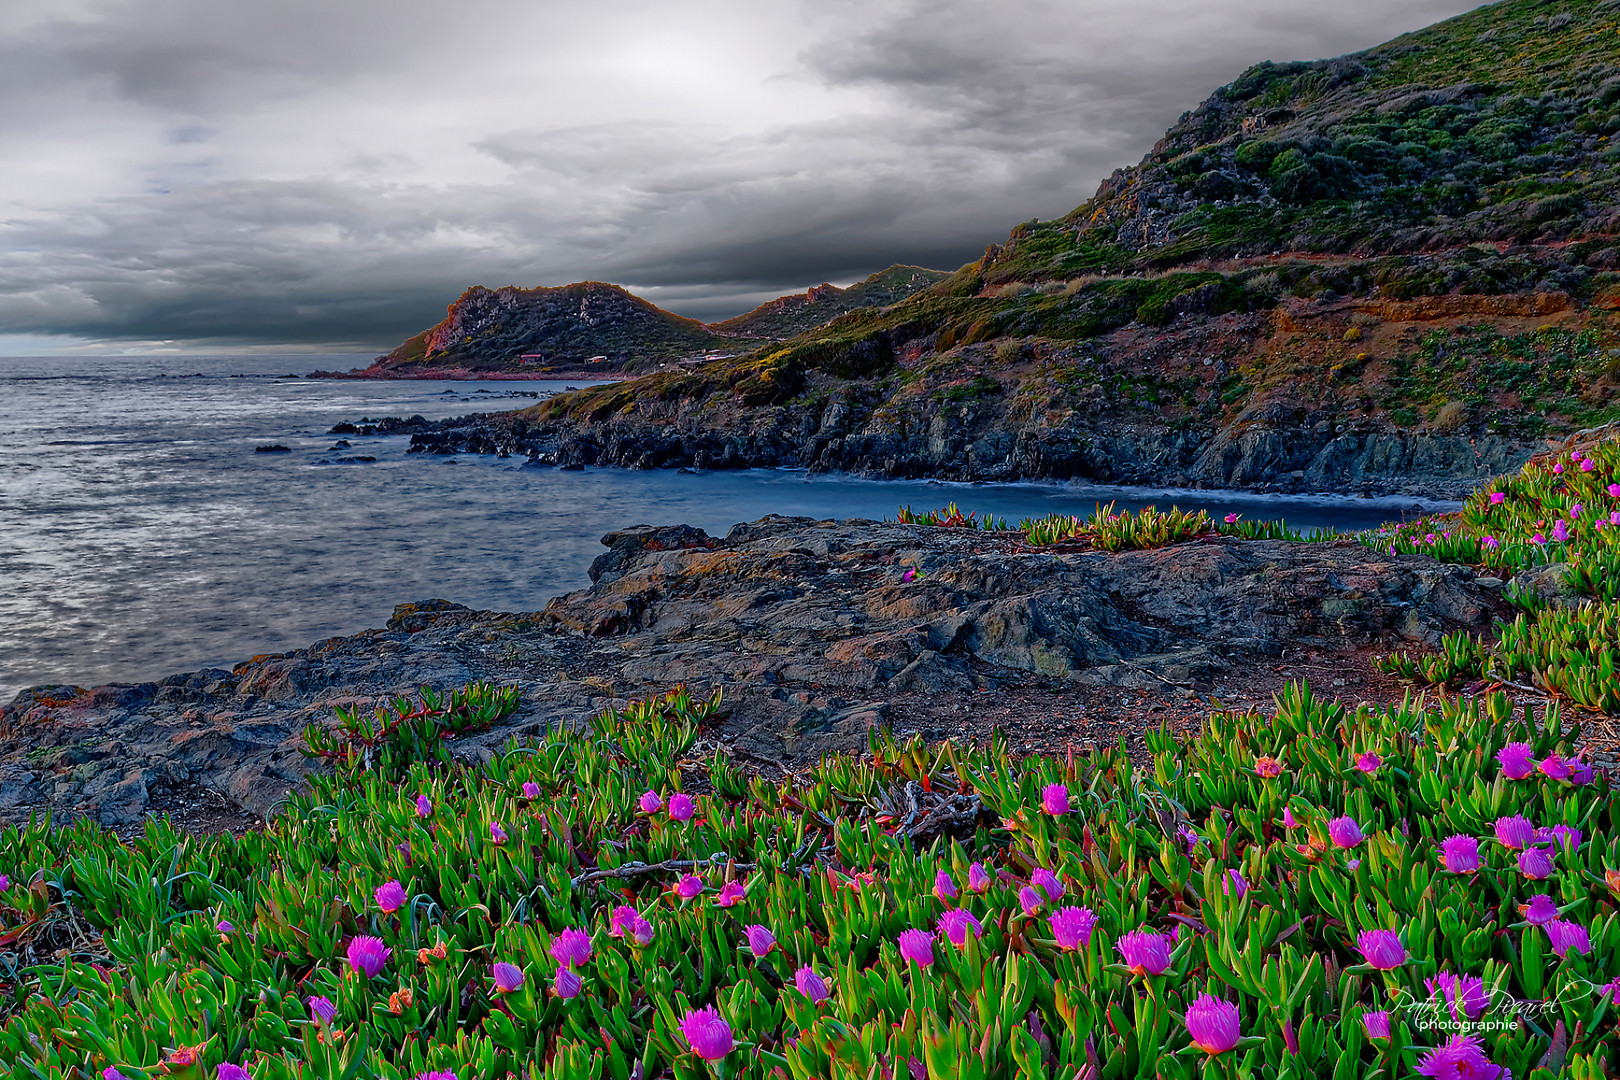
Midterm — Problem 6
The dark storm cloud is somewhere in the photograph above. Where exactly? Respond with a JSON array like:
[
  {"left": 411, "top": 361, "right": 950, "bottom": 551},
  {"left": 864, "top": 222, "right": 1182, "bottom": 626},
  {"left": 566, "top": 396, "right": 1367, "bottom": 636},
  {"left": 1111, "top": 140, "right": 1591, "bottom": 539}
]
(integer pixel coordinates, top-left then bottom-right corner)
[{"left": 0, "top": 0, "right": 1483, "bottom": 351}]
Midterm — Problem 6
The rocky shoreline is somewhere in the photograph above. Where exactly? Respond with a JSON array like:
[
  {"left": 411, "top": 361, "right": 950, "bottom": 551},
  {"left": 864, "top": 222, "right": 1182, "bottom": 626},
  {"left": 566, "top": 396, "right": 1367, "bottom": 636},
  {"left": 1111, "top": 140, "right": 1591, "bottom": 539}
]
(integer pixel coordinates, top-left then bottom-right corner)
[{"left": 1, "top": 515, "right": 1517, "bottom": 830}]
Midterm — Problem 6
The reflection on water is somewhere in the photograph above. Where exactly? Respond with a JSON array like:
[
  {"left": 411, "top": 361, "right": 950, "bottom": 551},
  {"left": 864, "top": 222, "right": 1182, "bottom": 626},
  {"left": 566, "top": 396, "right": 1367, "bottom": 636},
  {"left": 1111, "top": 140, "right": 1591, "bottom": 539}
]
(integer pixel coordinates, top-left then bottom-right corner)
[{"left": 0, "top": 354, "right": 1450, "bottom": 699}]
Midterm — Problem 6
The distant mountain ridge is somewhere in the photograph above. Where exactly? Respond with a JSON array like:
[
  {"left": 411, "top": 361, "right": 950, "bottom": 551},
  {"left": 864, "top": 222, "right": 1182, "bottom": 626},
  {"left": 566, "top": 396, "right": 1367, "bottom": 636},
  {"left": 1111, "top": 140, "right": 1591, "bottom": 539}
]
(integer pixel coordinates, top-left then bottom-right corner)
[{"left": 709, "top": 266, "right": 951, "bottom": 340}]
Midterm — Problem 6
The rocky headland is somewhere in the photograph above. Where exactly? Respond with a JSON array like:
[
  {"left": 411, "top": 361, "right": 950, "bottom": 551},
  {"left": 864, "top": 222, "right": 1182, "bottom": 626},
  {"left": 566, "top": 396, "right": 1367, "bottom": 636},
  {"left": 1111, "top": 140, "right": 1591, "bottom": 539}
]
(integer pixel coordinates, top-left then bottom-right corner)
[{"left": 0, "top": 515, "right": 1515, "bottom": 829}]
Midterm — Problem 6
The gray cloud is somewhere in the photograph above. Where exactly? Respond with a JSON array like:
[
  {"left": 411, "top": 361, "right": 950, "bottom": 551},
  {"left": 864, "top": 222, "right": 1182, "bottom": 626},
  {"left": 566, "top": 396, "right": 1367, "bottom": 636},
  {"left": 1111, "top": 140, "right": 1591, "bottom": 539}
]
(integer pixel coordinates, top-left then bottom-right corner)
[{"left": 0, "top": 0, "right": 1481, "bottom": 351}]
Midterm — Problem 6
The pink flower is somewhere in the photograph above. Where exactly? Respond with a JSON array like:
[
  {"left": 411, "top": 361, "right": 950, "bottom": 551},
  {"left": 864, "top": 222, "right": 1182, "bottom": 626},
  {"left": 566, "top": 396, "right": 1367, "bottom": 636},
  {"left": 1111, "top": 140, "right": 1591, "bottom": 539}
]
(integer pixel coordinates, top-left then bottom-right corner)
[
  {"left": 1426, "top": 973, "right": 1488, "bottom": 1021},
  {"left": 680, "top": 1006, "right": 735, "bottom": 1061},
  {"left": 1539, "top": 754, "right": 1571, "bottom": 781},
  {"left": 1414, "top": 1035, "right": 1506, "bottom": 1080},
  {"left": 216, "top": 920, "right": 234, "bottom": 934},
  {"left": 901, "top": 567, "right": 918, "bottom": 583},
  {"left": 488, "top": 822, "right": 508, "bottom": 845},
  {"left": 715, "top": 881, "right": 746, "bottom": 908},
  {"left": 412, "top": 1073, "right": 458, "bottom": 1080},
  {"left": 415, "top": 794, "right": 432, "bottom": 818},
  {"left": 744, "top": 924, "right": 776, "bottom": 958},
  {"left": 667, "top": 794, "right": 695, "bottom": 822},
  {"left": 1183, "top": 994, "right": 1241, "bottom": 1055},
  {"left": 1362, "top": 1011, "right": 1390, "bottom": 1039},
  {"left": 521, "top": 781, "right": 540, "bottom": 799},
  {"left": 1540, "top": 824, "right": 1581, "bottom": 853},
  {"left": 1545, "top": 919, "right": 1590, "bottom": 958},
  {"left": 673, "top": 874, "right": 703, "bottom": 900},
  {"left": 345, "top": 936, "right": 391, "bottom": 978},
  {"left": 1553, "top": 462, "right": 1565, "bottom": 475},
  {"left": 1223, "top": 870, "right": 1248, "bottom": 898},
  {"left": 1281, "top": 807, "right": 1300, "bottom": 829},
  {"left": 1602, "top": 976, "right": 1620, "bottom": 1005},
  {"left": 967, "top": 862, "right": 991, "bottom": 893},
  {"left": 630, "top": 915, "right": 653, "bottom": 945},
  {"left": 938, "top": 909, "right": 982, "bottom": 947},
  {"left": 552, "top": 964, "right": 582, "bottom": 999},
  {"left": 218, "top": 1066, "right": 251, "bottom": 1080},
  {"left": 1114, "top": 930, "right": 1172, "bottom": 975},
  {"left": 1569, "top": 758, "right": 1595, "bottom": 785},
  {"left": 607, "top": 905, "right": 637, "bottom": 938},
  {"left": 933, "top": 869, "right": 957, "bottom": 902},
  {"left": 1553, "top": 520, "right": 1569, "bottom": 542},
  {"left": 795, "top": 965, "right": 831, "bottom": 1003},
  {"left": 1041, "top": 783, "right": 1070, "bottom": 816},
  {"left": 1018, "top": 886, "right": 1044, "bottom": 915},
  {"left": 1356, "top": 930, "right": 1405, "bottom": 970},
  {"left": 375, "top": 880, "right": 407, "bottom": 914},
  {"left": 638, "top": 790, "right": 662, "bottom": 814},
  {"left": 104, "top": 1070, "right": 129, "bottom": 1080},
  {"left": 549, "top": 928, "right": 592, "bottom": 968},
  {"left": 1353, "top": 752, "right": 1381, "bottom": 776},
  {"left": 897, "top": 928, "right": 935, "bottom": 967},
  {"left": 1482, "top": 535, "right": 1498, "bottom": 549},
  {"left": 1254, "top": 756, "right": 1283, "bottom": 778},
  {"left": 1049, "top": 906, "right": 1097, "bottom": 950},
  {"left": 1581, "top": 458, "right": 1596, "bottom": 472},
  {"left": 491, "top": 961, "right": 525, "bottom": 993},
  {"left": 1327, "top": 816, "right": 1363, "bottom": 849},
  {"left": 1031, "top": 867, "right": 1064, "bottom": 902},
  {"left": 1496, "top": 742, "right": 1536, "bottom": 780},
  {"left": 307, "top": 995, "right": 337, "bottom": 1024},
  {"left": 1519, "top": 894, "right": 1559, "bottom": 925},
  {"left": 1494, "top": 816, "right": 1534, "bottom": 850},
  {"left": 1609, "top": 484, "right": 1620, "bottom": 498},
  {"left": 1488, "top": 492, "right": 1505, "bottom": 505},
  {"left": 1438, "top": 835, "right": 1480, "bottom": 874},
  {"left": 1611, "top": 510, "right": 1620, "bottom": 526}
]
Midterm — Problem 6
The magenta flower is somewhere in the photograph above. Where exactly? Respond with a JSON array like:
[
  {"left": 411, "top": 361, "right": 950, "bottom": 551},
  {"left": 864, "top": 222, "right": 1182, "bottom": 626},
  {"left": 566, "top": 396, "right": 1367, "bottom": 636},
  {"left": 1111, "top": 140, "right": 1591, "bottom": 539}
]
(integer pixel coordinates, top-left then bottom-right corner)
[
  {"left": 1602, "top": 976, "right": 1620, "bottom": 1005},
  {"left": 744, "top": 924, "right": 777, "bottom": 958},
  {"left": 415, "top": 794, "right": 432, "bottom": 818},
  {"left": 673, "top": 874, "right": 703, "bottom": 900},
  {"left": 1362, "top": 1010, "right": 1390, "bottom": 1039},
  {"left": 216, "top": 920, "right": 234, "bottom": 934},
  {"left": 1488, "top": 492, "right": 1505, "bottom": 505},
  {"left": 1581, "top": 458, "right": 1596, "bottom": 472},
  {"left": 1520, "top": 894, "right": 1559, "bottom": 925},
  {"left": 1569, "top": 758, "right": 1595, "bottom": 785},
  {"left": 967, "top": 862, "right": 991, "bottom": 893},
  {"left": 938, "top": 909, "right": 982, "bottom": 948},
  {"left": 1553, "top": 520, "right": 1569, "bottom": 542},
  {"left": 1546, "top": 919, "right": 1591, "bottom": 958},
  {"left": 1610, "top": 484, "right": 1620, "bottom": 498},
  {"left": 1049, "top": 906, "right": 1097, "bottom": 950},
  {"left": 1254, "top": 756, "right": 1282, "bottom": 778},
  {"left": 219, "top": 1065, "right": 251, "bottom": 1080},
  {"left": 1438, "top": 835, "right": 1480, "bottom": 874},
  {"left": 681, "top": 1006, "right": 735, "bottom": 1061},
  {"left": 608, "top": 905, "right": 637, "bottom": 937},
  {"left": 1281, "top": 807, "right": 1300, "bottom": 829},
  {"left": 1496, "top": 742, "right": 1536, "bottom": 780},
  {"left": 897, "top": 928, "right": 936, "bottom": 967},
  {"left": 1353, "top": 752, "right": 1381, "bottom": 776},
  {"left": 491, "top": 962, "right": 525, "bottom": 993},
  {"left": 1539, "top": 754, "right": 1571, "bottom": 781},
  {"left": 1032, "top": 867, "right": 1064, "bottom": 901},
  {"left": 104, "top": 1070, "right": 130, "bottom": 1080},
  {"left": 412, "top": 1072, "right": 458, "bottom": 1080},
  {"left": 1327, "top": 816, "right": 1363, "bottom": 849},
  {"left": 1414, "top": 1034, "right": 1507, "bottom": 1080},
  {"left": 1041, "top": 783, "right": 1070, "bottom": 816},
  {"left": 1553, "top": 462, "right": 1565, "bottom": 475},
  {"left": 630, "top": 915, "right": 654, "bottom": 945},
  {"left": 549, "top": 928, "right": 592, "bottom": 968},
  {"left": 521, "top": 781, "right": 540, "bottom": 799},
  {"left": 1223, "top": 869, "right": 1248, "bottom": 898},
  {"left": 307, "top": 995, "right": 337, "bottom": 1024},
  {"left": 794, "top": 965, "right": 831, "bottom": 1003},
  {"left": 1115, "top": 930, "right": 1172, "bottom": 976},
  {"left": 1494, "top": 815, "right": 1534, "bottom": 850},
  {"left": 345, "top": 936, "right": 391, "bottom": 978},
  {"left": 1184, "top": 993, "right": 1241, "bottom": 1055},
  {"left": 553, "top": 964, "right": 582, "bottom": 999},
  {"left": 1518, "top": 846, "right": 1554, "bottom": 881},
  {"left": 1544, "top": 824, "right": 1581, "bottom": 853},
  {"left": 715, "top": 880, "right": 746, "bottom": 908},
  {"left": 1426, "top": 972, "right": 1488, "bottom": 1021},
  {"left": 1482, "top": 535, "right": 1498, "bottom": 549},
  {"left": 933, "top": 869, "right": 957, "bottom": 902},
  {"left": 375, "top": 880, "right": 407, "bottom": 914},
  {"left": 488, "top": 821, "right": 508, "bottom": 845},
  {"left": 1018, "top": 886, "right": 1044, "bottom": 915},
  {"left": 638, "top": 790, "right": 662, "bottom": 814},
  {"left": 1356, "top": 930, "right": 1406, "bottom": 969},
  {"left": 1224, "top": 512, "right": 1240, "bottom": 524},
  {"left": 667, "top": 793, "right": 695, "bottom": 821}
]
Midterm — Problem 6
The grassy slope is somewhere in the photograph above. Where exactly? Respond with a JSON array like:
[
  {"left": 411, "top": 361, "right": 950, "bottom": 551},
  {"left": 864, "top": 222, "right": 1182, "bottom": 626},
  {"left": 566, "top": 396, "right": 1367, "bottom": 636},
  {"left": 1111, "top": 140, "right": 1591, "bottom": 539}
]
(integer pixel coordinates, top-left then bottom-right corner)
[{"left": 708, "top": 266, "right": 952, "bottom": 341}]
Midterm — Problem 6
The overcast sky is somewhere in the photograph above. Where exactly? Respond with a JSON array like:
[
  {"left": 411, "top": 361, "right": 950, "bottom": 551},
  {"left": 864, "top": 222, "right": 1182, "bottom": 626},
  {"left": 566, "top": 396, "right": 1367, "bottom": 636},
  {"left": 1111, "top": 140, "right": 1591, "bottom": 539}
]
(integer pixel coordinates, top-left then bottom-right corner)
[{"left": 0, "top": 0, "right": 1481, "bottom": 354}]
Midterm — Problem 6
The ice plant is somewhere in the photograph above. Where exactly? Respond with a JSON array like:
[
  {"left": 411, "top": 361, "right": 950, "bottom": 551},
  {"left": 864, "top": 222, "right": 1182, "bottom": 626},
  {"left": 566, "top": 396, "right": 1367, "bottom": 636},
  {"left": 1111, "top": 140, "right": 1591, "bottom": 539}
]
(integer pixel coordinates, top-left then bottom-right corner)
[
  {"left": 1496, "top": 742, "right": 1536, "bottom": 780},
  {"left": 1362, "top": 1011, "right": 1391, "bottom": 1040},
  {"left": 1353, "top": 751, "right": 1381, "bottom": 776},
  {"left": 1494, "top": 815, "right": 1535, "bottom": 850},
  {"left": 1327, "top": 816, "right": 1363, "bottom": 849},
  {"left": 412, "top": 1073, "right": 457, "bottom": 1080},
  {"left": 1489, "top": 492, "right": 1505, "bottom": 505},
  {"left": 1018, "top": 886, "right": 1044, "bottom": 915},
  {"left": 488, "top": 821, "right": 508, "bottom": 845},
  {"left": 608, "top": 905, "right": 637, "bottom": 938},
  {"left": 1414, "top": 1034, "right": 1508, "bottom": 1080},
  {"left": 1041, "top": 782, "right": 1069, "bottom": 815},
  {"left": 308, "top": 996, "right": 337, "bottom": 1024},
  {"left": 1115, "top": 930, "right": 1172, "bottom": 976},
  {"left": 967, "top": 862, "right": 991, "bottom": 893},
  {"left": 1254, "top": 756, "right": 1282, "bottom": 778},
  {"left": 375, "top": 880, "right": 407, "bottom": 914},
  {"left": 1281, "top": 807, "right": 1300, "bottom": 828},
  {"left": 1546, "top": 919, "right": 1591, "bottom": 958},
  {"left": 638, "top": 790, "right": 662, "bottom": 814},
  {"left": 346, "top": 936, "right": 391, "bottom": 978},
  {"left": 491, "top": 962, "right": 525, "bottom": 994},
  {"left": 103, "top": 1070, "right": 129, "bottom": 1080},
  {"left": 1184, "top": 994, "right": 1241, "bottom": 1055},
  {"left": 715, "top": 881, "right": 746, "bottom": 908},
  {"left": 795, "top": 965, "right": 831, "bottom": 1004},
  {"left": 1032, "top": 866, "right": 1064, "bottom": 901},
  {"left": 933, "top": 869, "right": 957, "bottom": 901},
  {"left": 1520, "top": 894, "right": 1559, "bottom": 925},
  {"left": 1544, "top": 824, "right": 1581, "bottom": 853},
  {"left": 216, "top": 920, "right": 233, "bottom": 934},
  {"left": 549, "top": 928, "right": 592, "bottom": 968},
  {"left": 1427, "top": 973, "right": 1489, "bottom": 1021},
  {"left": 938, "top": 908, "right": 982, "bottom": 947},
  {"left": 1518, "top": 846, "right": 1554, "bottom": 880},
  {"left": 415, "top": 794, "right": 432, "bottom": 818},
  {"left": 1223, "top": 869, "right": 1247, "bottom": 898},
  {"left": 1539, "top": 754, "right": 1571, "bottom": 781},
  {"left": 1049, "top": 906, "right": 1097, "bottom": 950},
  {"left": 552, "top": 964, "right": 583, "bottom": 999},
  {"left": 521, "top": 781, "right": 540, "bottom": 799},
  {"left": 674, "top": 874, "right": 703, "bottom": 900},
  {"left": 667, "top": 793, "right": 695, "bottom": 821},
  {"left": 897, "top": 928, "right": 936, "bottom": 967},
  {"left": 1438, "top": 835, "right": 1480, "bottom": 874},
  {"left": 744, "top": 924, "right": 777, "bottom": 958},
  {"left": 1356, "top": 930, "right": 1406, "bottom": 969},
  {"left": 681, "top": 1006, "right": 735, "bottom": 1061},
  {"left": 218, "top": 1066, "right": 250, "bottom": 1080}
]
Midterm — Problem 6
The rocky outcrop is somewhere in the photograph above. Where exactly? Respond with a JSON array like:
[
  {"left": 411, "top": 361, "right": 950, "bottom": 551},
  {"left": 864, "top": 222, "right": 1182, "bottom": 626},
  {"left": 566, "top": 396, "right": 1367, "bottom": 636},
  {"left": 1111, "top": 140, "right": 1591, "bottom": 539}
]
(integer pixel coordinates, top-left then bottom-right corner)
[{"left": 0, "top": 517, "right": 1508, "bottom": 826}]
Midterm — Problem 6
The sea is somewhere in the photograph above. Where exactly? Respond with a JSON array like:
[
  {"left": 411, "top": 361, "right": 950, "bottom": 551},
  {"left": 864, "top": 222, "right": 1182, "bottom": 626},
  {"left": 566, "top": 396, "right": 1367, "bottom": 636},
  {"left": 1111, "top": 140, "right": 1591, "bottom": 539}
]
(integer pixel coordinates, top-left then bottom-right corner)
[{"left": 0, "top": 353, "right": 1449, "bottom": 703}]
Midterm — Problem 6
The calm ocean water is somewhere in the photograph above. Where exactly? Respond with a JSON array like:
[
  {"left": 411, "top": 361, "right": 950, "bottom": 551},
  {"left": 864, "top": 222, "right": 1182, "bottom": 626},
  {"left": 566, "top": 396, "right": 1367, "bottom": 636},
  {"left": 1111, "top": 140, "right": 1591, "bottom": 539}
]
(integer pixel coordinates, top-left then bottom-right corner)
[{"left": 0, "top": 354, "right": 1444, "bottom": 701}]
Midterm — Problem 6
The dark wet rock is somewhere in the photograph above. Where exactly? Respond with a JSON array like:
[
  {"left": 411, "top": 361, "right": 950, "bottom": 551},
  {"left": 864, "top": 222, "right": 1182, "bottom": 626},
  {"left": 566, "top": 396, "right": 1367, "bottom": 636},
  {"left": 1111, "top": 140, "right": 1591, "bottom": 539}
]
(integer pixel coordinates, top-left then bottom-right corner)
[
  {"left": 0, "top": 517, "right": 1503, "bottom": 827},
  {"left": 254, "top": 445, "right": 291, "bottom": 453}
]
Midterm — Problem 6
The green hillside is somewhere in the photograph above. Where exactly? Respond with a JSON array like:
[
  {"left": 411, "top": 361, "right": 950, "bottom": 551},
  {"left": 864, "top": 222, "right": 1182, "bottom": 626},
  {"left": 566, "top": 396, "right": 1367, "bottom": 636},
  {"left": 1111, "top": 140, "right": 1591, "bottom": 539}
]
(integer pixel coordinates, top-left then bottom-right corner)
[{"left": 708, "top": 265, "right": 951, "bottom": 340}]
